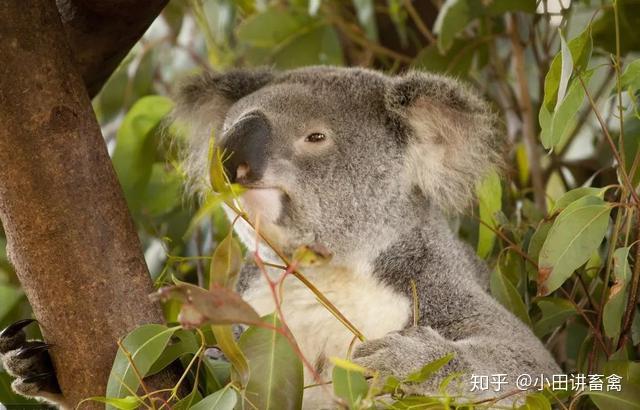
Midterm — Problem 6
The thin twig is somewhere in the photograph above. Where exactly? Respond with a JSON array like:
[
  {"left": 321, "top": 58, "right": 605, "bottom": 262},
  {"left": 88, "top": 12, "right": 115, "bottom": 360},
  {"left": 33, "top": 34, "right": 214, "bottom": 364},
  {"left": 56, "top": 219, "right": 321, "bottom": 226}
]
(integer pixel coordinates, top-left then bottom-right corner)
[
  {"left": 402, "top": 0, "right": 436, "bottom": 43},
  {"left": 617, "top": 212, "right": 640, "bottom": 349}
]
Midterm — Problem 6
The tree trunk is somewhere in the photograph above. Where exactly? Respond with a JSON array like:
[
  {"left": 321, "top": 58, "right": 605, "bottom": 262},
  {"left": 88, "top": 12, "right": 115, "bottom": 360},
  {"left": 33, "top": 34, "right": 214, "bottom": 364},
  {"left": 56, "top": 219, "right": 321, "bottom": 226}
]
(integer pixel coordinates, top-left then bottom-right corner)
[{"left": 0, "top": 1, "right": 176, "bottom": 407}]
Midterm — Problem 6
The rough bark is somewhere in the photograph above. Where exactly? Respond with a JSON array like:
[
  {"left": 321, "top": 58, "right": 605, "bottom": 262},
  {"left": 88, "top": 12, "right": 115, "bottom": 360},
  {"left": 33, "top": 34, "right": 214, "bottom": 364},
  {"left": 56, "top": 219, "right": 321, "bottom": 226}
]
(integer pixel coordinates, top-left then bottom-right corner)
[
  {"left": 57, "top": 0, "right": 169, "bottom": 97},
  {"left": 0, "top": 1, "right": 176, "bottom": 407}
]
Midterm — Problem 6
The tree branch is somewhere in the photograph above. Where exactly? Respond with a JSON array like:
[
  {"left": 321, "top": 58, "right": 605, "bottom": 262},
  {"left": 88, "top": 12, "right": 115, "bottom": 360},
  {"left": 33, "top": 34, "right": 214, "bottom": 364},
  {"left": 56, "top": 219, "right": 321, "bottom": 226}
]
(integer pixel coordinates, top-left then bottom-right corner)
[
  {"left": 0, "top": 1, "right": 179, "bottom": 406},
  {"left": 56, "top": 0, "right": 169, "bottom": 97}
]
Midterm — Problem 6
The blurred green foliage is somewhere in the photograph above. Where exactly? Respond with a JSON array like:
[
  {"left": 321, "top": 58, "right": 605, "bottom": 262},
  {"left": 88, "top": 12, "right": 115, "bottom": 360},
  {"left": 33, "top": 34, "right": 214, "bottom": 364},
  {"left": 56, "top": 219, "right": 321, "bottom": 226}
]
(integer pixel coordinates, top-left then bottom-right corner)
[{"left": 3, "top": 0, "right": 640, "bottom": 408}]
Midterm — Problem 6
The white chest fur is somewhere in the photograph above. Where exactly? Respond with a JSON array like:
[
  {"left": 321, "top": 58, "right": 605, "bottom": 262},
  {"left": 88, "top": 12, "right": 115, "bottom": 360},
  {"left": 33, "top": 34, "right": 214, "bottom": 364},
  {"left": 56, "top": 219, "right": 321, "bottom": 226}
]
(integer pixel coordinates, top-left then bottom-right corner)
[{"left": 242, "top": 264, "right": 411, "bottom": 387}]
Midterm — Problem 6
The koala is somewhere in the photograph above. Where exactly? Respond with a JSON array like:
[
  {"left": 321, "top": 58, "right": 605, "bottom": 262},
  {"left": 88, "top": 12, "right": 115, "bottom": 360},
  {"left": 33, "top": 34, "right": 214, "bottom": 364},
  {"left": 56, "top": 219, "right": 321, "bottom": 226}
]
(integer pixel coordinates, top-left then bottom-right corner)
[
  {"left": 173, "top": 66, "right": 562, "bottom": 408},
  {"left": 0, "top": 66, "right": 561, "bottom": 409}
]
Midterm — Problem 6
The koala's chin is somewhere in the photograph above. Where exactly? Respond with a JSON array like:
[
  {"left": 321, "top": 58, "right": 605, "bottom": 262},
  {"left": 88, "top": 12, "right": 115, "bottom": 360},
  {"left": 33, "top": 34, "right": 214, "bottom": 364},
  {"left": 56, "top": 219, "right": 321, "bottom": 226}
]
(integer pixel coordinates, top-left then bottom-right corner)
[
  {"left": 232, "top": 188, "right": 298, "bottom": 255},
  {"left": 238, "top": 187, "right": 283, "bottom": 225}
]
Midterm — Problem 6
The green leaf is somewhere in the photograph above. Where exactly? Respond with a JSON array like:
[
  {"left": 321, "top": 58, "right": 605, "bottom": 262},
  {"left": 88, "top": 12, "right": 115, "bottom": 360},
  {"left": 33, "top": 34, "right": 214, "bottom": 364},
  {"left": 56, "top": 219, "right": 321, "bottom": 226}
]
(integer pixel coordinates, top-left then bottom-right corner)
[
  {"left": 403, "top": 353, "right": 454, "bottom": 384},
  {"left": 213, "top": 325, "right": 250, "bottom": 386},
  {"left": 603, "top": 247, "right": 633, "bottom": 341},
  {"left": 239, "top": 314, "right": 304, "bottom": 410},
  {"left": 550, "top": 187, "right": 606, "bottom": 214},
  {"left": 352, "top": 0, "right": 377, "bottom": 40},
  {"left": 236, "top": 9, "right": 311, "bottom": 48},
  {"left": 173, "top": 389, "right": 203, "bottom": 410},
  {"left": 621, "top": 116, "right": 640, "bottom": 185},
  {"left": 542, "top": 26, "right": 592, "bottom": 112},
  {"left": 332, "top": 357, "right": 369, "bottom": 409},
  {"left": 190, "top": 386, "right": 237, "bottom": 410},
  {"left": 412, "top": 41, "right": 474, "bottom": 77},
  {"left": 491, "top": 266, "right": 532, "bottom": 327},
  {"left": 540, "top": 71, "right": 592, "bottom": 149},
  {"left": 533, "top": 297, "right": 577, "bottom": 338},
  {"left": 85, "top": 396, "right": 141, "bottom": 410},
  {"left": 203, "top": 357, "right": 231, "bottom": 394},
  {"left": 112, "top": 95, "right": 174, "bottom": 209},
  {"left": 132, "top": 50, "right": 156, "bottom": 98},
  {"left": 527, "top": 221, "right": 552, "bottom": 281},
  {"left": 147, "top": 329, "right": 199, "bottom": 376},
  {"left": 476, "top": 170, "right": 502, "bottom": 259},
  {"left": 620, "top": 59, "right": 640, "bottom": 94},
  {"left": 433, "top": 0, "right": 482, "bottom": 53},
  {"left": 556, "top": 32, "right": 574, "bottom": 111},
  {"left": 153, "top": 282, "right": 262, "bottom": 327},
  {"left": 272, "top": 25, "right": 343, "bottom": 69},
  {"left": 210, "top": 233, "right": 243, "bottom": 289},
  {"left": 538, "top": 196, "right": 611, "bottom": 295},
  {"left": 140, "top": 164, "right": 182, "bottom": 217},
  {"left": 106, "top": 324, "right": 180, "bottom": 405}
]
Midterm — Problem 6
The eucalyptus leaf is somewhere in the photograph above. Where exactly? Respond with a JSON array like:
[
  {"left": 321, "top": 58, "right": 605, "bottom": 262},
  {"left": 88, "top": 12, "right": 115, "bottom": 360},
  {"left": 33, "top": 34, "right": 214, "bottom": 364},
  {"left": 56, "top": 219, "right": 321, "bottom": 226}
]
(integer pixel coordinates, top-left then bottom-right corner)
[
  {"left": 603, "top": 247, "right": 632, "bottom": 341},
  {"left": 236, "top": 8, "right": 311, "bottom": 48},
  {"left": 86, "top": 396, "right": 141, "bottom": 410},
  {"left": 239, "top": 314, "right": 304, "bottom": 410},
  {"left": 549, "top": 187, "right": 606, "bottom": 214},
  {"left": 540, "top": 71, "right": 593, "bottom": 149},
  {"left": 542, "top": 26, "right": 592, "bottom": 112},
  {"left": 147, "top": 329, "right": 199, "bottom": 376},
  {"left": 210, "top": 233, "right": 243, "bottom": 289},
  {"left": 434, "top": 0, "right": 482, "bottom": 53},
  {"left": 403, "top": 353, "right": 455, "bottom": 384},
  {"left": 112, "top": 95, "right": 174, "bottom": 210},
  {"left": 538, "top": 195, "right": 611, "bottom": 295},
  {"left": 332, "top": 357, "right": 369, "bottom": 409},
  {"left": 152, "top": 282, "right": 262, "bottom": 327},
  {"left": 106, "top": 324, "right": 180, "bottom": 404},
  {"left": 533, "top": 298, "right": 577, "bottom": 338},
  {"left": 272, "top": 25, "right": 343, "bottom": 68},
  {"left": 491, "top": 266, "right": 531, "bottom": 327},
  {"left": 476, "top": 170, "right": 502, "bottom": 259},
  {"left": 620, "top": 59, "right": 640, "bottom": 93},
  {"left": 190, "top": 386, "right": 237, "bottom": 410}
]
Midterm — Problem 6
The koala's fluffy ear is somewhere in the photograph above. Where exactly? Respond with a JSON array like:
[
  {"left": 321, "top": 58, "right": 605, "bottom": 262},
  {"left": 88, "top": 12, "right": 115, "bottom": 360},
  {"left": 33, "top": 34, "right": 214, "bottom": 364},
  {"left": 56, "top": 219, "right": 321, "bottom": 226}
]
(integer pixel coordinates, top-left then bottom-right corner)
[
  {"left": 171, "top": 68, "right": 274, "bottom": 194},
  {"left": 386, "top": 71, "right": 503, "bottom": 213}
]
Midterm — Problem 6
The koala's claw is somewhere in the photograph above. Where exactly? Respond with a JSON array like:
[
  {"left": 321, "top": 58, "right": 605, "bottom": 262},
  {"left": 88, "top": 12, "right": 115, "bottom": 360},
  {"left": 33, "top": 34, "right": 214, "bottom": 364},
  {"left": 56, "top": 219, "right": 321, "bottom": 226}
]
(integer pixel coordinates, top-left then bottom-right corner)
[
  {"left": 15, "top": 342, "right": 53, "bottom": 359},
  {"left": 0, "top": 319, "right": 61, "bottom": 396},
  {"left": 0, "top": 319, "right": 36, "bottom": 352}
]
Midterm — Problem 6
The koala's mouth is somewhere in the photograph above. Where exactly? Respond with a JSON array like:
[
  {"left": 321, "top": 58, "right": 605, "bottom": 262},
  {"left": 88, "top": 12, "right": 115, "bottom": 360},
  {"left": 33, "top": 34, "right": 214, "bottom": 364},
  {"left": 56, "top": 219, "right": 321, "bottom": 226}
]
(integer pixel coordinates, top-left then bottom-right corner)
[{"left": 237, "top": 186, "right": 287, "bottom": 225}]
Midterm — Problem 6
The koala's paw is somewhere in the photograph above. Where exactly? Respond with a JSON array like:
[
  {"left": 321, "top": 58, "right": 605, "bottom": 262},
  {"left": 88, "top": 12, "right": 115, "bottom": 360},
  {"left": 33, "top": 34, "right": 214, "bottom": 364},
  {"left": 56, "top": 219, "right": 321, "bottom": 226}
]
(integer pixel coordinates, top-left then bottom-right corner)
[
  {"left": 352, "top": 326, "right": 455, "bottom": 384},
  {"left": 0, "top": 319, "right": 61, "bottom": 399}
]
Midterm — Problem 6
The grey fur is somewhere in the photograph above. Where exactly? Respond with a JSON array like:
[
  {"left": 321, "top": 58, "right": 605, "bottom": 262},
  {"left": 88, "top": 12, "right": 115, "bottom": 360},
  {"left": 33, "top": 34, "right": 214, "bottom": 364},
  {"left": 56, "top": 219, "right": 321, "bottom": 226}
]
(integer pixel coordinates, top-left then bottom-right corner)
[{"left": 172, "top": 66, "right": 559, "bottom": 406}]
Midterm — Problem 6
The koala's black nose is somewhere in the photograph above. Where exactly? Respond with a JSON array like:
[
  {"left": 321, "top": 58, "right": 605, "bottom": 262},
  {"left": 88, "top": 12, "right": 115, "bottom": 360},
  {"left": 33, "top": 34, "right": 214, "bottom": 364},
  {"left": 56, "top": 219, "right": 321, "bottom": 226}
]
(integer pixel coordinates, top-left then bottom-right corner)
[{"left": 220, "top": 112, "right": 271, "bottom": 184}]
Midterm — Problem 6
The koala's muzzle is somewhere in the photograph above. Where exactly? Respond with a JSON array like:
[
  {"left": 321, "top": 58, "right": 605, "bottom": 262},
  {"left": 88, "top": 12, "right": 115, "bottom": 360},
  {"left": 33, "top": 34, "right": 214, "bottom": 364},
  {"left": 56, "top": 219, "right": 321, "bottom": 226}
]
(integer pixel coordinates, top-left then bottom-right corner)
[{"left": 220, "top": 112, "right": 271, "bottom": 184}]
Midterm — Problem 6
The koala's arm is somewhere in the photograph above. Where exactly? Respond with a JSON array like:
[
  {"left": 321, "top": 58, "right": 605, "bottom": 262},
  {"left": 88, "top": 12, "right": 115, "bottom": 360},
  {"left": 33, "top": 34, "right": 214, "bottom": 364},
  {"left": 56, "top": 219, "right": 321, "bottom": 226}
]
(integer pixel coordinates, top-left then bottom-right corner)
[
  {"left": 0, "top": 319, "right": 69, "bottom": 409},
  {"left": 353, "top": 282, "right": 560, "bottom": 400}
]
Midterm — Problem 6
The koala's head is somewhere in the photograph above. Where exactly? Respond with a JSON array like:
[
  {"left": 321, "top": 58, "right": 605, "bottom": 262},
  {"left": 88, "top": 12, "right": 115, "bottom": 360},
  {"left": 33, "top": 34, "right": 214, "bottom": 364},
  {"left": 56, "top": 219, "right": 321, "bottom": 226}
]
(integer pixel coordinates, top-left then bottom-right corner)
[{"left": 173, "top": 67, "right": 502, "bottom": 261}]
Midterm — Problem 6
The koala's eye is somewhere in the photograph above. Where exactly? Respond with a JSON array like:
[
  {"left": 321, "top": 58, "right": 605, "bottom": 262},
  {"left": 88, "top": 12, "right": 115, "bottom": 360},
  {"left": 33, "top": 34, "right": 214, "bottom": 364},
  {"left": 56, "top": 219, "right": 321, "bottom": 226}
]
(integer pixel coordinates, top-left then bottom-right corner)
[{"left": 305, "top": 133, "right": 326, "bottom": 143}]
